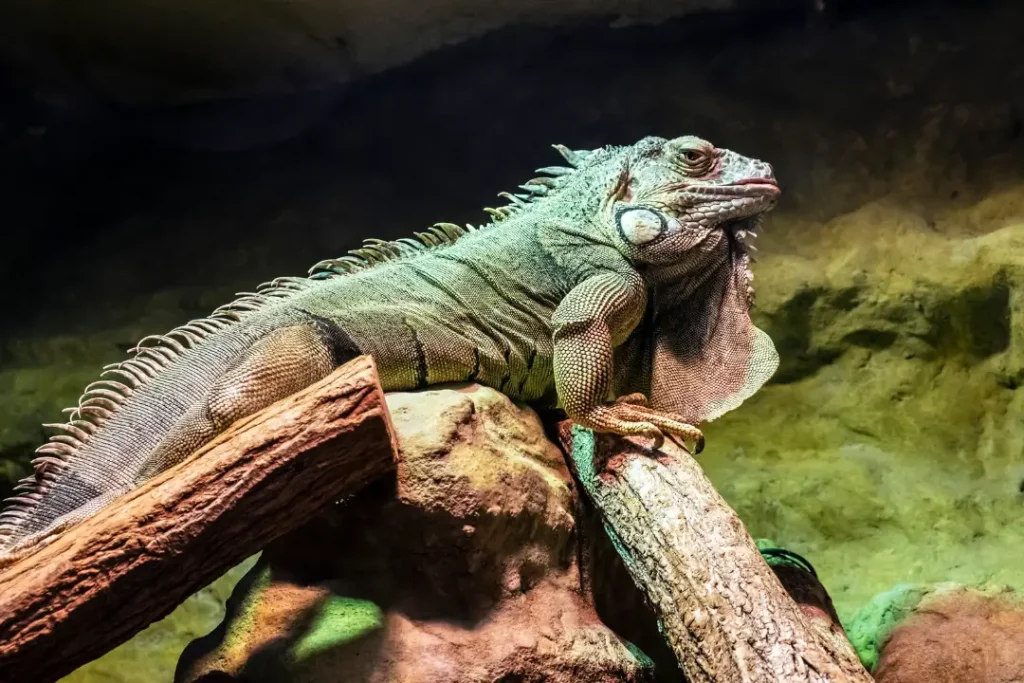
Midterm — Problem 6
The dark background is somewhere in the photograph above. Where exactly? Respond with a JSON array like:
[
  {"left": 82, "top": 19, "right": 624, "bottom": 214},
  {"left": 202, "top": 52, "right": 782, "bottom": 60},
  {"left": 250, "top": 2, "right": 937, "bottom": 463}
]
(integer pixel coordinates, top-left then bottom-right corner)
[{"left": 1, "top": 0, "right": 1019, "bottom": 338}]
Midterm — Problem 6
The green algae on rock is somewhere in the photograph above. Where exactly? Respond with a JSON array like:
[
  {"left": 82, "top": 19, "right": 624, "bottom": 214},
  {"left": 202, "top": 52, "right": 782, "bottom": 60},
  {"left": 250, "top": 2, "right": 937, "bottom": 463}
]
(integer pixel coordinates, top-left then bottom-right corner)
[
  {"left": 700, "top": 193, "right": 1024, "bottom": 620},
  {"left": 843, "top": 583, "right": 931, "bottom": 672},
  {"left": 59, "top": 558, "right": 257, "bottom": 683},
  {"left": 845, "top": 582, "right": 1024, "bottom": 681}
]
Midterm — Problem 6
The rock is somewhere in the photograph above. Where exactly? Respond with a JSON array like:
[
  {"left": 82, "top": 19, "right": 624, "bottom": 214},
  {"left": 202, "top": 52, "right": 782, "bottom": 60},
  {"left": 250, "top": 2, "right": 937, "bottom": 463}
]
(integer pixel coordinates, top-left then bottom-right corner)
[
  {"left": 174, "top": 385, "right": 655, "bottom": 683},
  {"left": 846, "top": 583, "right": 1024, "bottom": 682},
  {"left": 56, "top": 560, "right": 257, "bottom": 683},
  {"left": 701, "top": 199, "right": 1024, "bottom": 619}
]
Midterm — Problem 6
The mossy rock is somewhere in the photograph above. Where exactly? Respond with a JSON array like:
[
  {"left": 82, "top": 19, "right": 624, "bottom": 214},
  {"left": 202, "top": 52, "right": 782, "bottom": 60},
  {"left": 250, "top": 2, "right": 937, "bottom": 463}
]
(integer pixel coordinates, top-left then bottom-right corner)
[
  {"left": 59, "top": 559, "right": 258, "bottom": 683},
  {"left": 845, "top": 582, "right": 1024, "bottom": 680}
]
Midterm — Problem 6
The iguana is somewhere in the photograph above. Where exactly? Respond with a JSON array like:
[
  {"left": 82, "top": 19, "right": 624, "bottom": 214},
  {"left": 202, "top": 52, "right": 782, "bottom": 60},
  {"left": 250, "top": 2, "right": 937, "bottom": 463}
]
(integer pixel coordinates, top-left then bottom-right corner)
[{"left": 0, "top": 134, "right": 780, "bottom": 559}]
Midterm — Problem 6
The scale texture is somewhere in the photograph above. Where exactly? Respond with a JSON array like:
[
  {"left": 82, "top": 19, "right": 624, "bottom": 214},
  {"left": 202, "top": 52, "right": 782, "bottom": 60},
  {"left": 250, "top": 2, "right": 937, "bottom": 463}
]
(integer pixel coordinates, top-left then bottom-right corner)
[{"left": 0, "top": 134, "right": 780, "bottom": 558}]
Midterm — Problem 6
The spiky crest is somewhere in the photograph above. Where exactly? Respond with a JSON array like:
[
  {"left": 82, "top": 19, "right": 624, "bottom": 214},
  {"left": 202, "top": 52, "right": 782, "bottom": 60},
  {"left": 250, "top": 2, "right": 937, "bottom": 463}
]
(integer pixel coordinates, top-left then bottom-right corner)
[
  {"left": 0, "top": 143, "right": 592, "bottom": 541},
  {"left": 479, "top": 143, "right": 594, "bottom": 224},
  {"left": 0, "top": 273, "right": 317, "bottom": 540}
]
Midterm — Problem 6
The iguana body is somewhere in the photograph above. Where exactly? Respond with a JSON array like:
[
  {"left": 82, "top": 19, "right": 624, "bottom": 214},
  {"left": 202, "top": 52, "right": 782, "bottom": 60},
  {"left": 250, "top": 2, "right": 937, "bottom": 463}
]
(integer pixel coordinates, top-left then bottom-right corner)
[{"left": 0, "top": 135, "right": 780, "bottom": 558}]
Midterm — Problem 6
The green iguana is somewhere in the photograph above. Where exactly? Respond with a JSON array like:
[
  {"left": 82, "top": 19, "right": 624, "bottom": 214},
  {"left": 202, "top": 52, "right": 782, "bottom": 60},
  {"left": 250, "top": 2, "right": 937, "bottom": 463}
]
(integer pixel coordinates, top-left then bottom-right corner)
[{"left": 0, "top": 135, "right": 780, "bottom": 559}]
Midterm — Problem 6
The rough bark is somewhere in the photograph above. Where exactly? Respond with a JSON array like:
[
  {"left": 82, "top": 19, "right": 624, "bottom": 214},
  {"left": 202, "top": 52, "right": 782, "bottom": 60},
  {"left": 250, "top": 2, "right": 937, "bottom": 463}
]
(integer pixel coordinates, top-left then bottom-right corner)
[
  {"left": 0, "top": 355, "right": 397, "bottom": 683},
  {"left": 555, "top": 421, "right": 872, "bottom": 683},
  {"left": 769, "top": 562, "right": 859, "bottom": 668}
]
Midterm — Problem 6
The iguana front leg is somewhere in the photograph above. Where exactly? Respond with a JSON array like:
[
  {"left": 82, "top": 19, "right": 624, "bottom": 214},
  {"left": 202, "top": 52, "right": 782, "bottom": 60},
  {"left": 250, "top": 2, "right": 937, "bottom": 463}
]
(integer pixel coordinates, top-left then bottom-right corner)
[{"left": 552, "top": 272, "right": 704, "bottom": 452}]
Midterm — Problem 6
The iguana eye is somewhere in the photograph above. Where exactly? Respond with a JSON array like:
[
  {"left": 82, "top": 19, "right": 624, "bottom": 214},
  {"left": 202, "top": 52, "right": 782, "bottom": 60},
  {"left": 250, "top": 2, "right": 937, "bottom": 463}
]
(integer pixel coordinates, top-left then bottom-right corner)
[
  {"left": 617, "top": 207, "right": 667, "bottom": 246},
  {"left": 676, "top": 146, "right": 715, "bottom": 176}
]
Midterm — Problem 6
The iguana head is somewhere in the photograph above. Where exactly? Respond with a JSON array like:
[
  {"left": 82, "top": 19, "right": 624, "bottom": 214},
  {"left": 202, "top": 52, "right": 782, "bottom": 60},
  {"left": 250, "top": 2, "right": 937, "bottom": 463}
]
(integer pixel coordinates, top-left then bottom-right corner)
[
  {"left": 601, "top": 135, "right": 779, "bottom": 269},
  {"left": 515, "top": 135, "right": 782, "bottom": 425},
  {"left": 504, "top": 134, "right": 779, "bottom": 277}
]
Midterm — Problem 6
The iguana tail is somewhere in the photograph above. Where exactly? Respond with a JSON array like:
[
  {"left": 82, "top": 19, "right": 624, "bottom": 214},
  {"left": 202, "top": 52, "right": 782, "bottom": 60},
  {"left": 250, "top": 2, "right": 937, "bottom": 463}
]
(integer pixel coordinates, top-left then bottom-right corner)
[{"left": 0, "top": 278, "right": 346, "bottom": 559}]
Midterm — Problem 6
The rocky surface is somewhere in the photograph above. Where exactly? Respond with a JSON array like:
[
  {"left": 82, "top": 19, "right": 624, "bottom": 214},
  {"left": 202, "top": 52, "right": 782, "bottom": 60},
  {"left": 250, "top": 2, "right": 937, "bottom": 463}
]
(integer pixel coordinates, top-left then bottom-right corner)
[
  {"left": 702, "top": 196, "right": 1024, "bottom": 617},
  {"left": 175, "top": 385, "right": 654, "bottom": 683},
  {"left": 845, "top": 583, "right": 1024, "bottom": 682}
]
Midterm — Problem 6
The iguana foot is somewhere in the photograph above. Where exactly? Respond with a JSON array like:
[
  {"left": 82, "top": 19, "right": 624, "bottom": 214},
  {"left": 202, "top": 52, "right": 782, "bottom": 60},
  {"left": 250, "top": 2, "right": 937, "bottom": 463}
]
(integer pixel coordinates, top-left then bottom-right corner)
[{"left": 574, "top": 397, "right": 705, "bottom": 454}]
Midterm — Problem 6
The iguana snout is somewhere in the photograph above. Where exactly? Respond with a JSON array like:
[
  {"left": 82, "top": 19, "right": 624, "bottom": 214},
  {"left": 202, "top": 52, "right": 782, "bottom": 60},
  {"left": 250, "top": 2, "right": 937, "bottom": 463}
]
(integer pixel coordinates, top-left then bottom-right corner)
[{"left": 601, "top": 135, "right": 779, "bottom": 272}]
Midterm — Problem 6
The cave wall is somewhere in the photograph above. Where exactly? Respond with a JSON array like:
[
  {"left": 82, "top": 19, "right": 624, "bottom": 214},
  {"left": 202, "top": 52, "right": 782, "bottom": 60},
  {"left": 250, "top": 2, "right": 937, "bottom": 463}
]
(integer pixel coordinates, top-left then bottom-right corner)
[
  {"left": 0, "top": 0, "right": 792, "bottom": 108},
  {"left": 0, "top": 1, "right": 1022, "bottom": 680}
]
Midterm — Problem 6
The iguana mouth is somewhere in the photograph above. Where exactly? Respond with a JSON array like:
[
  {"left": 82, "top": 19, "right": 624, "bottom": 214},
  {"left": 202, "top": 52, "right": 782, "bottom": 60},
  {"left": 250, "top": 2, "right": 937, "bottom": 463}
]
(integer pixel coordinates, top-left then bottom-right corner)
[
  {"left": 669, "top": 182, "right": 778, "bottom": 225},
  {"left": 732, "top": 177, "right": 780, "bottom": 190},
  {"left": 674, "top": 179, "right": 780, "bottom": 198}
]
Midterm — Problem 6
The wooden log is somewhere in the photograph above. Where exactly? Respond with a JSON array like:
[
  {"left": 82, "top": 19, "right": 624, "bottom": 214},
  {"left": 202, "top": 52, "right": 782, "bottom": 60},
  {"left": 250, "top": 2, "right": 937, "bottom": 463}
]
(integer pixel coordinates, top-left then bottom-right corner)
[
  {"left": 0, "top": 355, "right": 398, "bottom": 683},
  {"left": 555, "top": 421, "right": 872, "bottom": 683}
]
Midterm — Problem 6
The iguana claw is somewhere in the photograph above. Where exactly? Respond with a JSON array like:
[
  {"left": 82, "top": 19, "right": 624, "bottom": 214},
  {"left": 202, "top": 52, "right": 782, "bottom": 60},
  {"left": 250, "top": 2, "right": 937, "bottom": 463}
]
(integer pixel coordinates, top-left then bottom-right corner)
[
  {"left": 667, "top": 431, "right": 705, "bottom": 456},
  {"left": 612, "top": 393, "right": 705, "bottom": 454}
]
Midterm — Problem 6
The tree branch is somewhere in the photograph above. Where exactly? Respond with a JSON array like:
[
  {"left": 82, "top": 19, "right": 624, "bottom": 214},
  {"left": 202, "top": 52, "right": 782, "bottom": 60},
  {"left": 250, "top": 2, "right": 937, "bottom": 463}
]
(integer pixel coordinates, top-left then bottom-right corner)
[{"left": 555, "top": 422, "right": 871, "bottom": 683}]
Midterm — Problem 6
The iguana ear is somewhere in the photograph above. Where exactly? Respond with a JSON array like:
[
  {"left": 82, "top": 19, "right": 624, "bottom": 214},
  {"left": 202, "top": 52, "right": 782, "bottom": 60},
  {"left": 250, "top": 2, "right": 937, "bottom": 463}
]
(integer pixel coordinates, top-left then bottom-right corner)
[{"left": 645, "top": 251, "right": 779, "bottom": 424}]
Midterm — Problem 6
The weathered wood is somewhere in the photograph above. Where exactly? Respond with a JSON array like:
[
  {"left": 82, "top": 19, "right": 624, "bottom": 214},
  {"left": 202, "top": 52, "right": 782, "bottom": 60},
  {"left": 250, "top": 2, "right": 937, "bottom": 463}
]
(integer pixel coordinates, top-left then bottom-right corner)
[
  {"left": 555, "top": 422, "right": 872, "bottom": 683},
  {"left": 0, "top": 355, "right": 398, "bottom": 683}
]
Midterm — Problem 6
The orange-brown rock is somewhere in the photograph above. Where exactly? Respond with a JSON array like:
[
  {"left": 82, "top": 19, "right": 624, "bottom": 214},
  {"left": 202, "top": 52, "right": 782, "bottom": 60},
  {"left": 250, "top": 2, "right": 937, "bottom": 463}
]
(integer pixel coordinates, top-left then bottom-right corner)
[
  {"left": 175, "top": 385, "right": 655, "bottom": 683},
  {"left": 874, "top": 587, "right": 1024, "bottom": 683}
]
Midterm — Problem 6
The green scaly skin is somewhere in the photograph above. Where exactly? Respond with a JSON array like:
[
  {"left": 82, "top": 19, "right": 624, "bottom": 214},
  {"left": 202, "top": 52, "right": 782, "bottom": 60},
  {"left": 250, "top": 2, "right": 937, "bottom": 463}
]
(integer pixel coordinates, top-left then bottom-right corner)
[{"left": 0, "top": 135, "right": 780, "bottom": 559}]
